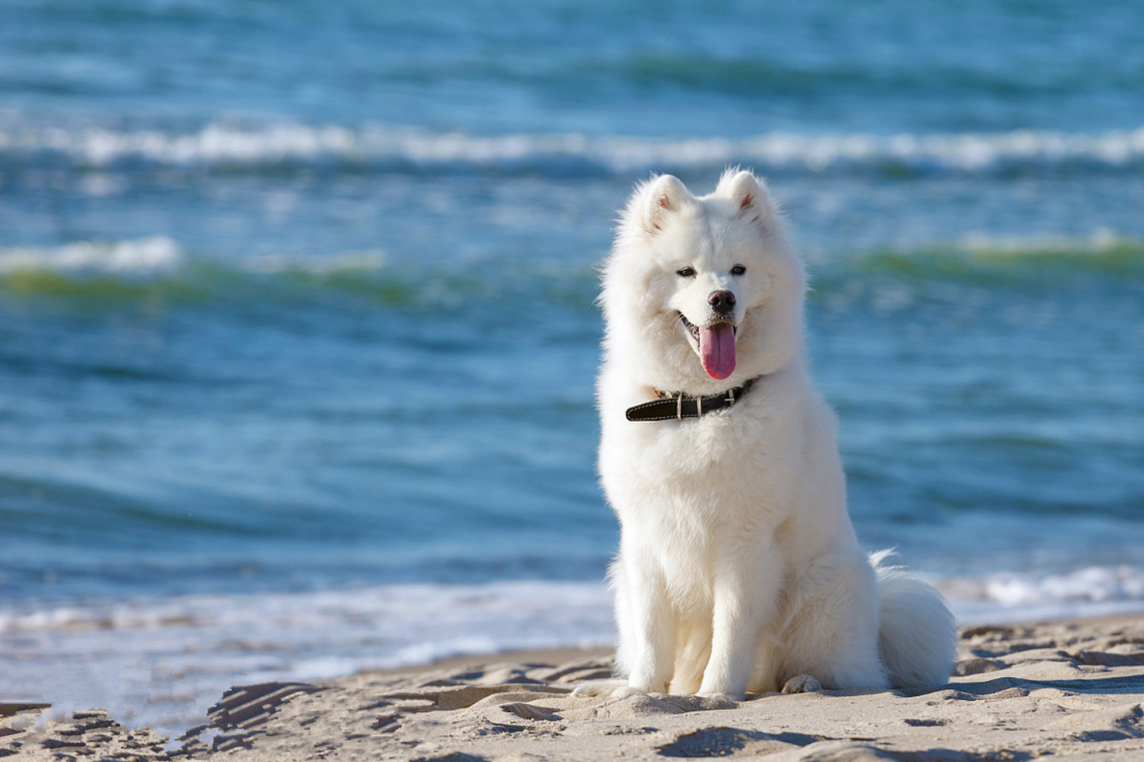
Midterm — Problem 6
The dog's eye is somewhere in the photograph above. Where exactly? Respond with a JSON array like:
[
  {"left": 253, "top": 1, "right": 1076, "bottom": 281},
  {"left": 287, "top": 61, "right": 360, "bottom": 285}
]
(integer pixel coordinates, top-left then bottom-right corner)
[
  {"left": 676, "top": 267, "right": 697, "bottom": 278},
  {"left": 730, "top": 264, "right": 746, "bottom": 276}
]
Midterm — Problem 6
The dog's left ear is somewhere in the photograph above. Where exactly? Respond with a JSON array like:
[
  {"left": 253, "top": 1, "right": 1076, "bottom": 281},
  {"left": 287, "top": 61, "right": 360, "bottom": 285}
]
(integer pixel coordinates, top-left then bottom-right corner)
[{"left": 716, "top": 169, "right": 778, "bottom": 232}]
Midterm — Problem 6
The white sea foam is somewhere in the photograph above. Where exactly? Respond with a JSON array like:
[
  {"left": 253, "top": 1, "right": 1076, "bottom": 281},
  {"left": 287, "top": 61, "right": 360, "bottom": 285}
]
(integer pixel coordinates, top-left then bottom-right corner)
[
  {"left": 938, "top": 565, "right": 1144, "bottom": 624},
  {"left": 0, "top": 236, "right": 182, "bottom": 275},
  {"left": 955, "top": 228, "right": 1132, "bottom": 255},
  {"left": 0, "top": 581, "right": 614, "bottom": 737},
  {"left": 2, "top": 568, "right": 1143, "bottom": 736},
  {"left": 0, "top": 238, "right": 393, "bottom": 279},
  {"left": 0, "top": 230, "right": 1134, "bottom": 304},
  {"left": 244, "top": 250, "right": 388, "bottom": 274},
  {"left": 2, "top": 121, "right": 1143, "bottom": 175}
]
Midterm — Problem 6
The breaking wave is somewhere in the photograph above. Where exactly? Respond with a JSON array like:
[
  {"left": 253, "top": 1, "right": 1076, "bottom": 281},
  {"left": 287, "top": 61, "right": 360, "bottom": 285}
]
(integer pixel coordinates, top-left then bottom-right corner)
[
  {"left": 0, "top": 236, "right": 183, "bottom": 275},
  {"left": 939, "top": 566, "right": 1144, "bottom": 624},
  {"left": 840, "top": 232, "right": 1144, "bottom": 282},
  {"left": 0, "top": 237, "right": 600, "bottom": 309},
  {"left": 2, "top": 121, "right": 1143, "bottom": 178},
  {"left": 1, "top": 234, "right": 1140, "bottom": 309}
]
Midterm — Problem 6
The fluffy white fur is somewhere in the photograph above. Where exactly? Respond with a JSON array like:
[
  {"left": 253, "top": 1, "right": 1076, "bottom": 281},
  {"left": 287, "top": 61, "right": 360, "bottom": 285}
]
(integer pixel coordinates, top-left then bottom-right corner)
[{"left": 576, "top": 170, "right": 957, "bottom": 701}]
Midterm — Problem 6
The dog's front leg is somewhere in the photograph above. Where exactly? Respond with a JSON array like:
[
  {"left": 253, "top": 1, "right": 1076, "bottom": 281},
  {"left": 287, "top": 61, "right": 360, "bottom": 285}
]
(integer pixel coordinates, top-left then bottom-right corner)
[
  {"left": 698, "top": 551, "right": 781, "bottom": 700},
  {"left": 621, "top": 550, "right": 677, "bottom": 694}
]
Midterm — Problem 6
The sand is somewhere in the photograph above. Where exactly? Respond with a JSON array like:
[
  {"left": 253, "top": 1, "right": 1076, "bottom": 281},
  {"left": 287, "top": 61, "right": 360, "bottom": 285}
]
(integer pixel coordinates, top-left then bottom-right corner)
[{"left": 4, "top": 616, "right": 1144, "bottom": 761}]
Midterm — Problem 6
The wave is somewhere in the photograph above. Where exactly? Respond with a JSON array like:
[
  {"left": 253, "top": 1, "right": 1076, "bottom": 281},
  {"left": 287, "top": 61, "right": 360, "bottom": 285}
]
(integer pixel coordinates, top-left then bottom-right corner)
[
  {"left": 2, "top": 121, "right": 1143, "bottom": 178},
  {"left": 5, "top": 566, "right": 1142, "bottom": 638},
  {"left": 840, "top": 232, "right": 1144, "bottom": 282},
  {"left": 0, "top": 236, "right": 182, "bottom": 275},
  {"left": 1, "top": 234, "right": 1140, "bottom": 312},
  {"left": 0, "top": 237, "right": 600, "bottom": 309},
  {"left": 938, "top": 566, "right": 1144, "bottom": 624}
]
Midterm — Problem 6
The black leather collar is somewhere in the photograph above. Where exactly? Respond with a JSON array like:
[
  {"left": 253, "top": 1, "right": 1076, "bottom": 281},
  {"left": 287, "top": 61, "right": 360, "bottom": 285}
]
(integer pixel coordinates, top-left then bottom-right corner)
[{"left": 625, "top": 377, "right": 760, "bottom": 422}]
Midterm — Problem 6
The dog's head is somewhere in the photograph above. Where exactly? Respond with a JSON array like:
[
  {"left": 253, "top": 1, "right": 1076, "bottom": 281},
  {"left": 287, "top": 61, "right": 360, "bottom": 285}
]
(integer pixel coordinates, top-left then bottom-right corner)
[{"left": 602, "top": 169, "right": 806, "bottom": 392}]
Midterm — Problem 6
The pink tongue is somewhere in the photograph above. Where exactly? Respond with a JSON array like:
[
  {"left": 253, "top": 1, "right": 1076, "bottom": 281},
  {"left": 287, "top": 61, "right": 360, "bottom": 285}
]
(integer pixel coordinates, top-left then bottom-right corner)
[{"left": 699, "top": 323, "right": 736, "bottom": 380}]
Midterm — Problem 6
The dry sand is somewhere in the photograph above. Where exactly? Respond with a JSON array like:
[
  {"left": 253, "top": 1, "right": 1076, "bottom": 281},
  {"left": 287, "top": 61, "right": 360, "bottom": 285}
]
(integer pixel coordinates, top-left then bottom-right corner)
[{"left": 4, "top": 616, "right": 1144, "bottom": 761}]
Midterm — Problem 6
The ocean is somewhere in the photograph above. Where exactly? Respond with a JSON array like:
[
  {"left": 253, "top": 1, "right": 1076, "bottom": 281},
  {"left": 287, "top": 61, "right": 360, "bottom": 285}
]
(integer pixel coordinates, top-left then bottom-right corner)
[{"left": 1, "top": 0, "right": 1142, "bottom": 736}]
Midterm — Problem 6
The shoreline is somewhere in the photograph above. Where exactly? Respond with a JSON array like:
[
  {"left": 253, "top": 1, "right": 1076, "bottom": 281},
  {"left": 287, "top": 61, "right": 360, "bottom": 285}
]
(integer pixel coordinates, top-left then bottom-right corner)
[
  {"left": 4, "top": 613, "right": 1144, "bottom": 760},
  {"left": 7, "top": 579, "right": 1143, "bottom": 744}
]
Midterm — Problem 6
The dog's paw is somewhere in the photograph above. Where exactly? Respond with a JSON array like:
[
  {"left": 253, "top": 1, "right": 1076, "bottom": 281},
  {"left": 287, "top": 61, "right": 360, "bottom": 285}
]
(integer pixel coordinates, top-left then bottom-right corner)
[
  {"left": 608, "top": 684, "right": 650, "bottom": 699},
  {"left": 696, "top": 690, "right": 742, "bottom": 702},
  {"left": 781, "top": 674, "right": 823, "bottom": 694},
  {"left": 572, "top": 679, "right": 628, "bottom": 697}
]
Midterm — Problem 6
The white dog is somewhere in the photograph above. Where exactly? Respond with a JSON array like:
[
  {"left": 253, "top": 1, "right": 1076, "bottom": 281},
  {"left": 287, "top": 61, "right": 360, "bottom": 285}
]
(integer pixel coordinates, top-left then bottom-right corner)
[{"left": 576, "top": 170, "right": 956, "bottom": 701}]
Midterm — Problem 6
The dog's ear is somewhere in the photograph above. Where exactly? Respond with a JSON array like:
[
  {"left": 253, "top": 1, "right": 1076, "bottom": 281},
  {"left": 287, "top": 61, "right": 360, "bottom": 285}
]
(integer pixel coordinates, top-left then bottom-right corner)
[
  {"left": 627, "top": 174, "right": 690, "bottom": 236},
  {"left": 716, "top": 169, "right": 778, "bottom": 232}
]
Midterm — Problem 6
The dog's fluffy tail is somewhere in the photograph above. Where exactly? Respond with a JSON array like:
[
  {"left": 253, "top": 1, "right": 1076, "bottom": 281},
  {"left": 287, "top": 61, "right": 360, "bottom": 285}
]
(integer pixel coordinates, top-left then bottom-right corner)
[{"left": 871, "top": 550, "right": 958, "bottom": 690}]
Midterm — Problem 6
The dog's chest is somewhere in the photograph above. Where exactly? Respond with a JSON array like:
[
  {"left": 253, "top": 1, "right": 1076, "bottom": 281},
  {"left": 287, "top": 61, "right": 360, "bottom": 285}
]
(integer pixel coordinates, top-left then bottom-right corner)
[
  {"left": 621, "top": 403, "right": 789, "bottom": 498},
  {"left": 609, "top": 402, "right": 799, "bottom": 543},
  {"left": 652, "top": 510, "right": 762, "bottom": 612}
]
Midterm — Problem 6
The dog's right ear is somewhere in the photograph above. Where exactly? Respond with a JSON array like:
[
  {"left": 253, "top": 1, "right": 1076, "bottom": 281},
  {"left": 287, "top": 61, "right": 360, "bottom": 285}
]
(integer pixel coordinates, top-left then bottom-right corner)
[{"left": 625, "top": 174, "right": 690, "bottom": 236}]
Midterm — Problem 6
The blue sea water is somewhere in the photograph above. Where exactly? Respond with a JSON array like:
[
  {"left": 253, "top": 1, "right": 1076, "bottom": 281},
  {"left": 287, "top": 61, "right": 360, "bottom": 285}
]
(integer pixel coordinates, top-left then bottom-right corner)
[{"left": 1, "top": 0, "right": 1143, "bottom": 734}]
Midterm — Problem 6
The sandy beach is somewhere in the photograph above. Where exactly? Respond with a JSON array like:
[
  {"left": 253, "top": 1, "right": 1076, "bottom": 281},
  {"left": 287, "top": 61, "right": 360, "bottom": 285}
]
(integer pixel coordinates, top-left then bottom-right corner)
[{"left": 3, "top": 615, "right": 1143, "bottom": 761}]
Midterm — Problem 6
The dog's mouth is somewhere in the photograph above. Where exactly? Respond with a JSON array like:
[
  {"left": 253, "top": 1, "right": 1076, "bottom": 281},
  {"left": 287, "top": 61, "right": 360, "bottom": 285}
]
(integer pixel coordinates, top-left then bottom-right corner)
[{"left": 680, "top": 314, "right": 737, "bottom": 380}]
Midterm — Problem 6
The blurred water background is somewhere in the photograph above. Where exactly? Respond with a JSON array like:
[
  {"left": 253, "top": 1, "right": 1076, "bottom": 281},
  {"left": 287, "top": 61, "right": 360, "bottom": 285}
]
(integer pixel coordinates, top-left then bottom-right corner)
[{"left": 1, "top": 0, "right": 1142, "bottom": 735}]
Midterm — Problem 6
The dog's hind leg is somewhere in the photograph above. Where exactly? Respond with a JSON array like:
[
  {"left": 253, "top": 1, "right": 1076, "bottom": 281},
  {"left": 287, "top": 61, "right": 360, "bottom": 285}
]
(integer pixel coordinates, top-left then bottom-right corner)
[{"left": 777, "top": 551, "right": 888, "bottom": 690}]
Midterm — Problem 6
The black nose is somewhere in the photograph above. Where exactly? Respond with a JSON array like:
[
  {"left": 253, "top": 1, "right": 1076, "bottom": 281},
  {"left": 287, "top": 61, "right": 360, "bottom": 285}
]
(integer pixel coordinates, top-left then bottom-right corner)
[{"left": 708, "top": 290, "right": 736, "bottom": 316}]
